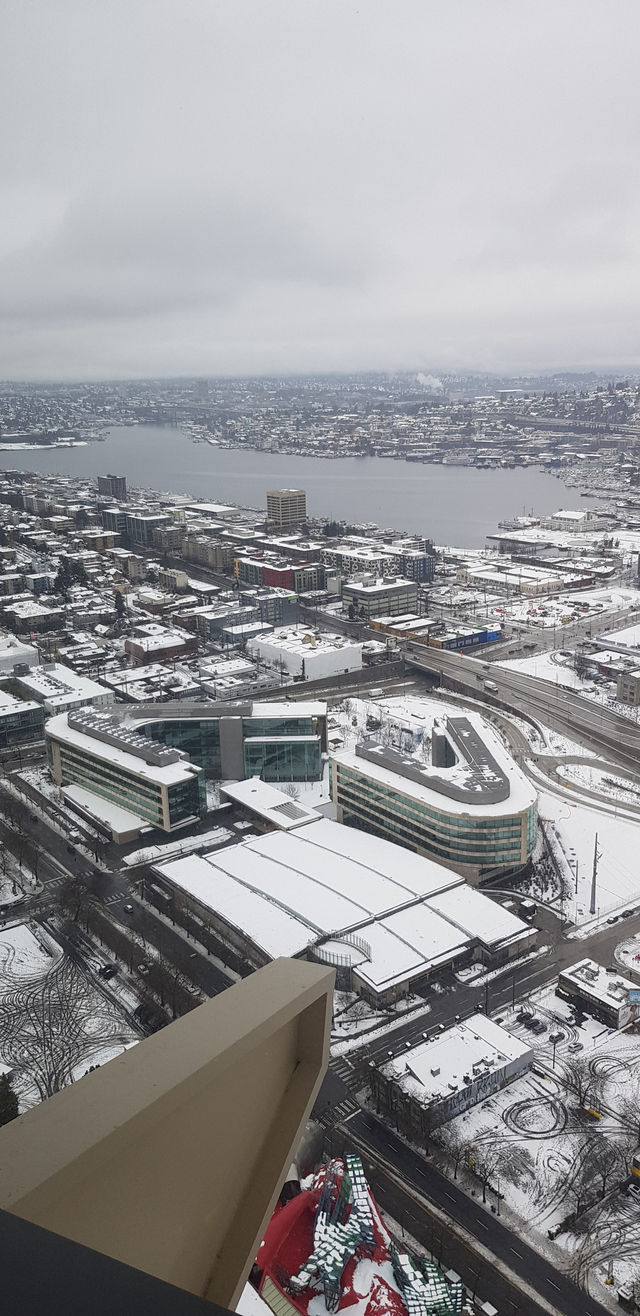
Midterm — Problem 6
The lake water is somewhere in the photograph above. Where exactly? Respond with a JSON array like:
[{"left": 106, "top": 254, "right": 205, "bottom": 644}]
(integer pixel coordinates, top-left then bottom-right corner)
[{"left": 0, "top": 425, "right": 585, "bottom": 547}]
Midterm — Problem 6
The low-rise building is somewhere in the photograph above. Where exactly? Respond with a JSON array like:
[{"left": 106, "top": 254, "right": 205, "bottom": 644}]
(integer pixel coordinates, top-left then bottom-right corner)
[
  {"left": 0, "top": 632, "right": 39, "bottom": 673},
  {"left": 248, "top": 626, "right": 362, "bottom": 680},
  {"left": 342, "top": 575, "right": 418, "bottom": 620},
  {"left": 150, "top": 809, "right": 534, "bottom": 1004},
  {"left": 617, "top": 668, "right": 640, "bottom": 705},
  {"left": 13, "top": 663, "right": 114, "bottom": 715},
  {"left": 557, "top": 959, "right": 638, "bottom": 1029},
  {"left": 124, "top": 623, "right": 198, "bottom": 665},
  {"left": 371, "top": 1015, "right": 533, "bottom": 1136},
  {"left": 0, "top": 688, "right": 45, "bottom": 748}
]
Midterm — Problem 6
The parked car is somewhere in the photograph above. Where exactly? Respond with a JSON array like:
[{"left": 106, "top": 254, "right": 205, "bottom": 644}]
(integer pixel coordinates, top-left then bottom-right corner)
[{"left": 98, "top": 964, "right": 118, "bottom": 979}]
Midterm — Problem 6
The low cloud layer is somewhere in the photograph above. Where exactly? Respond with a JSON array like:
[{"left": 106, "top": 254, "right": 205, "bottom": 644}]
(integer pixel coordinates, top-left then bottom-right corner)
[{"left": 1, "top": 0, "right": 639, "bottom": 378}]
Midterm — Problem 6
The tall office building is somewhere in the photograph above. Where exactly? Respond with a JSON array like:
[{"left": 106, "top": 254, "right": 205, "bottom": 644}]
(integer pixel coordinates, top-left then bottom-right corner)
[
  {"left": 266, "top": 488, "right": 306, "bottom": 528},
  {"left": 97, "top": 473, "right": 127, "bottom": 501}
]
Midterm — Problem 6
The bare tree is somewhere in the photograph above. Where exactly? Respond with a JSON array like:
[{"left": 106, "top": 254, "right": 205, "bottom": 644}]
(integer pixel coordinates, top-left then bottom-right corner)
[
  {"left": 437, "top": 1125, "right": 472, "bottom": 1180},
  {"left": 59, "top": 872, "right": 93, "bottom": 925},
  {"left": 618, "top": 1085, "right": 640, "bottom": 1146},
  {"left": 589, "top": 1135, "right": 629, "bottom": 1200},
  {"left": 471, "top": 1140, "right": 502, "bottom": 1204},
  {"left": 562, "top": 1056, "right": 603, "bottom": 1112}
]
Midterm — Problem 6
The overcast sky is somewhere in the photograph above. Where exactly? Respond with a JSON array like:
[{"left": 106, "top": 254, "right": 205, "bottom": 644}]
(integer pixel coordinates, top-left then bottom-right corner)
[{"left": 1, "top": 0, "right": 639, "bottom": 379}]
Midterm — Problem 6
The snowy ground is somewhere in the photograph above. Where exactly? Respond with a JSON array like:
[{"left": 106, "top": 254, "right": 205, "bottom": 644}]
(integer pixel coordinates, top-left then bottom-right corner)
[
  {"left": 500, "top": 647, "right": 640, "bottom": 724},
  {"left": 0, "top": 921, "right": 139, "bottom": 1109},
  {"left": 557, "top": 763, "right": 640, "bottom": 809},
  {"left": 614, "top": 934, "right": 640, "bottom": 981},
  {"left": 536, "top": 789, "right": 640, "bottom": 924},
  {"left": 486, "top": 584, "right": 640, "bottom": 632},
  {"left": 439, "top": 981, "right": 640, "bottom": 1299}
]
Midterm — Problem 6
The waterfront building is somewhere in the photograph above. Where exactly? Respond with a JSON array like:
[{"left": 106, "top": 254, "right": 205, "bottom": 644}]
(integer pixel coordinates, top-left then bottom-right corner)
[
  {"left": 97, "top": 474, "right": 127, "bottom": 501},
  {"left": 331, "top": 714, "right": 537, "bottom": 881},
  {"left": 266, "top": 489, "right": 307, "bottom": 529}
]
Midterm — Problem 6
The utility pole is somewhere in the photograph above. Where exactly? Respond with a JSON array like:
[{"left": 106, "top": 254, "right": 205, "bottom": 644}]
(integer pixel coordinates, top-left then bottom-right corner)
[{"left": 590, "top": 833, "right": 600, "bottom": 916}]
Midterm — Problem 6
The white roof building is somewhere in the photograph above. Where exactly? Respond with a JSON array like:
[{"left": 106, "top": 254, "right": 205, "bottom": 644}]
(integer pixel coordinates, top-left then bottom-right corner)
[
  {"left": 0, "top": 631, "right": 39, "bottom": 673},
  {"left": 14, "top": 663, "right": 114, "bottom": 715},
  {"left": 153, "top": 814, "right": 534, "bottom": 1003},
  {"left": 248, "top": 627, "right": 362, "bottom": 679}
]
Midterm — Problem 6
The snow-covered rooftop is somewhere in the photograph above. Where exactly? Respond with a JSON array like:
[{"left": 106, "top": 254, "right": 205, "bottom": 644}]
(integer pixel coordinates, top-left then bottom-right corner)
[
  {"left": 381, "top": 1014, "right": 533, "bottom": 1106},
  {"left": 220, "top": 778, "right": 321, "bottom": 830},
  {"left": 154, "top": 819, "right": 531, "bottom": 995}
]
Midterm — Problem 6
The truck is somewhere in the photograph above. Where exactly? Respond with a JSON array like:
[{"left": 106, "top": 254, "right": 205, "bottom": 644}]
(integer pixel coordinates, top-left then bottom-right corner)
[{"left": 485, "top": 680, "right": 498, "bottom": 693}]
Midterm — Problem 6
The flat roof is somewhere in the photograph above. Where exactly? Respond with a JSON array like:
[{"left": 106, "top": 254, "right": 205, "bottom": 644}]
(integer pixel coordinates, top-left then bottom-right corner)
[
  {"left": 220, "top": 779, "right": 321, "bottom": 830},
  {"left": 154, "top": 819, "right": 530, "bottom": 994},
  {"left": 333, "top": 713, "right": 536, "bottom": 818},
  {"left": 45, "top": 711, "right": 199, "bottom": 787},
  {"left": 15, "top": 663, "right": 109, "bottom": 704},
  {"left": 381, "top": 1014, "right": 533, "bottom": 1106},
  {"left": 559, "top": 958, "right": 636, "bottom": 1006}
]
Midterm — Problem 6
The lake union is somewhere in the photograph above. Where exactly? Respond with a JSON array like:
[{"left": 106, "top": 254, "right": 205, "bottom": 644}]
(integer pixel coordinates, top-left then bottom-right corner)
[{"left": 1, "top": 425, "right": 585, "bottom": 547}]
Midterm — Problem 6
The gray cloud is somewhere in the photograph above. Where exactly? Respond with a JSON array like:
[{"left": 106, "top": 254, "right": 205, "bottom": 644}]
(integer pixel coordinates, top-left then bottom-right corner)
[
  {"left": 0, "top": 0, "right": 639, "bottom": 377},
  {"left": 1, "top": 188, "right": 366, "bottom": 322}
]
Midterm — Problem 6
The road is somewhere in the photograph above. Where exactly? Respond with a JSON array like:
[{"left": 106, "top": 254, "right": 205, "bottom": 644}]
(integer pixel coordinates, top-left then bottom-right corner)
[
  {"left": 0, "top": 781, "right": 234, "bottom": 1001},
  {"left": 405, "top": 641, "right": 640, "bottom": 775},
  {"left": 327, "top": 1110, "right": 611, "bottom": 1316}
]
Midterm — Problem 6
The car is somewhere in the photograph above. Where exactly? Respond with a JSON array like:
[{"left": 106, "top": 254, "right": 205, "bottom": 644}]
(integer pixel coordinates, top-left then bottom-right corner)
[
  {"left": 621, "top": 909, "right": 635, "bottom": 919},
  {"left": 568, "top": 1041, "right": 584, "bottom": 1053},
  {"left": 68, "top": 829, "right": 81, "bottom": 843},
  {"left": 138, "top": 962, "right": 151, "bottom": 975},
  {"left": 66, "top": 844, "right": 76, "bottom": 854},
  {"left": 123, "top": 903, "right": 134, "bottom": 913},
  {"left": 98, "top": 964, "right": 118, "bottom": 979}
]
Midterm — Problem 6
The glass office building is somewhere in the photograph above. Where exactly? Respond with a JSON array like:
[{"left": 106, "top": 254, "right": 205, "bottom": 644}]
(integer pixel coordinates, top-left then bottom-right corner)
[
  {"left": 138, "top": 704, "right": 325, "bottom": 783},
  {"left": 332, "top": 739, "right": 537, "bottom": 881},
  {"left": 46, "top": 710, "right": 205, "bottom": 833}
]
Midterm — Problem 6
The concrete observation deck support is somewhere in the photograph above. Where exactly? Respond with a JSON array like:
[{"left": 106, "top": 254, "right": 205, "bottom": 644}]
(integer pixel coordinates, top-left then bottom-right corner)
[{"left": 0, "top": 958, "right": 334, "bottom": 1310}]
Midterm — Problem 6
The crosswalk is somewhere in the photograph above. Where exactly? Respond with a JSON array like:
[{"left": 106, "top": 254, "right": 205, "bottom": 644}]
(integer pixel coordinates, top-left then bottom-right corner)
[
  {"left": 329, "top": 1056, "right": 362, "bottom": 1092},
  {"left": 317, "top": 1095, "right": 360, "bottom": 1128}
]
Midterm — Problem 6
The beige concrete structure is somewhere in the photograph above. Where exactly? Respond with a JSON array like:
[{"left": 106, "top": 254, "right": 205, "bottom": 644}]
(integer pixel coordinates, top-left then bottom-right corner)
[
  {"left": 617, "top": 668, "right": 640, "bottom": 706},
  {"left": 266, "top": 489, "right": 306, "bottom": 529},
  {"left": 0, "top": 958, "right": 333, "bottom": 1311}
]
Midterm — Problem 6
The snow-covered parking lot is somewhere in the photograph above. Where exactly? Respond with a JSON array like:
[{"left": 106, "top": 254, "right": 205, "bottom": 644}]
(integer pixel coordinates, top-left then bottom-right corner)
[
  {"left": 0, "top": 921, "right": 138, "bottom": 1109},
  {"left": 438, "top": 981, "right": 640, "bottom": 1301}
]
